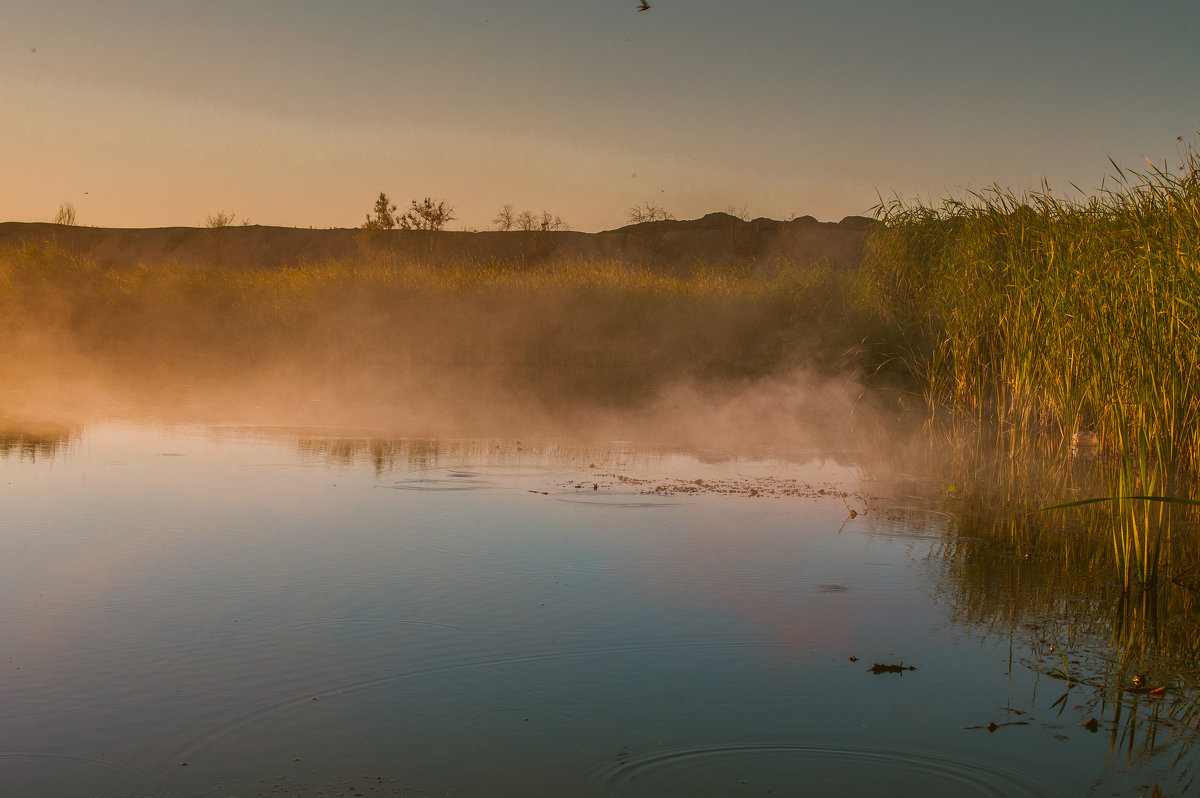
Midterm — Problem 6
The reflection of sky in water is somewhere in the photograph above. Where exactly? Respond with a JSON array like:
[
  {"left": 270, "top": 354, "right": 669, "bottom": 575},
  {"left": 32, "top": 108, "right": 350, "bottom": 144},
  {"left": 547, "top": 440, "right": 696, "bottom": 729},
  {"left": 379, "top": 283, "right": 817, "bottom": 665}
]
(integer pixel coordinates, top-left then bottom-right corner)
[{"left": 0, "top": 423, "right": 1190, "bottom": 796}]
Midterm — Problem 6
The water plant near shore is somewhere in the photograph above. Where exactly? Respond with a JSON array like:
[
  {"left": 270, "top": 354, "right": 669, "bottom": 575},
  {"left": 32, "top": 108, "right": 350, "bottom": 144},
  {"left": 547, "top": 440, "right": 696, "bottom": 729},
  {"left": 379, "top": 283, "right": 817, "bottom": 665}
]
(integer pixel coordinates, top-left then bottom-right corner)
[
  {"left": 864, "top": 144, "right": 1200, "bottom": 466},
  {"left": 863, "top": 139, "right": 1200, "bottom": 587}
]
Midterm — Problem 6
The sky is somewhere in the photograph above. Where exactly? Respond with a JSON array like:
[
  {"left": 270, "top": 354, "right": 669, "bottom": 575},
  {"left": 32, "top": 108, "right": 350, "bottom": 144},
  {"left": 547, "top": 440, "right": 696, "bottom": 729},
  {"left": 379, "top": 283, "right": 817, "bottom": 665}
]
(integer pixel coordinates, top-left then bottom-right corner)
[{"left": 3, "top": 0, "right": 1198, "bottom": 232}]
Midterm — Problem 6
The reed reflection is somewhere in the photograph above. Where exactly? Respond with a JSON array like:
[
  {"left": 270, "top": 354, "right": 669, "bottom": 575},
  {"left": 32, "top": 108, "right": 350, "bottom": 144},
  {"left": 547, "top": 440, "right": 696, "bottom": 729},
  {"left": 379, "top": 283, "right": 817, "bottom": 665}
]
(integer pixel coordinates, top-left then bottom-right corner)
[
  {"left": 294, "top": 436, "right": 631, "bottom": 475},
  {"left": 0, "top": 421, "right": 76, "bottom": 462},
  {"left": 908, "top": 428, "right": 1200, "bottom": 792}
]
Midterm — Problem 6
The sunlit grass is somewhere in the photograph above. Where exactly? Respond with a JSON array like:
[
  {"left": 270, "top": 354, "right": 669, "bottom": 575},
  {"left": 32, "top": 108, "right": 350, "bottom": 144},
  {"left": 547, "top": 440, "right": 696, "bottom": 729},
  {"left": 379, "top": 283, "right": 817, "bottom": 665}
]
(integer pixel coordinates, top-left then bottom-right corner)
[
  {"left": 0, "top": 245, "right": 878, "bottom": 421},
  {"left": 863, "top": 139, "right": 1200, "bottom": 587},
  {"left": 8, "top": 140, "right": 1199, "bottom": 588},
  {"left": 864, "top": 142, "right": 1200, "bottom": 467}
]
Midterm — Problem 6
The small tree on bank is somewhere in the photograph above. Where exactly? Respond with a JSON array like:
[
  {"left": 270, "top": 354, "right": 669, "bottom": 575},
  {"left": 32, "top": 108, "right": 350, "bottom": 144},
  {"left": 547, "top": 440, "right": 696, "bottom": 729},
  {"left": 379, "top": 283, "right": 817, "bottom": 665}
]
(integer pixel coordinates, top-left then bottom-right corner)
[
  {"left": 627, "top": 201, "right": 673, "bottom": 224},
  {"left": 724, "top": 204, "right": 750, "bottom": 222},
  {"left": 623, "top": 201, "right": 674, "bottom": 267},
  {"left": 517, "top": 210, "right": 569, "bottom": 232},
  {"left": 363, "top": 192, "right": 398, "bottom": 231},
  {"left": 203, "top": 210, "right": 240, "bottom": 266},
  {"left": 205, "top": 211, "right": 239, "bottom": 228},
  {"left": 54, "top": 201, "right": 77, "bottom": 225},
  {"left": 399, "top": 197, "right": 455, "bottom": 231},
  {"left": 493, "top": 204, "right": 516, "bottom": 231},
  {"left": 493, "top": 205, "right": 569, "bottom": 233}
]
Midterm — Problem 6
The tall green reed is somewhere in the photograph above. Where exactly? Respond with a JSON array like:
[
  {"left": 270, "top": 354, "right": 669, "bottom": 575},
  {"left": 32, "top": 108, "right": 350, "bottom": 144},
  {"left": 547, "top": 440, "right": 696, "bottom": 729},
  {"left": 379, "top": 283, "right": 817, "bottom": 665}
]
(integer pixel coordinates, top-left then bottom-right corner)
[{"left": 863, "top": 140, "right": 1200, "bottom": 587}]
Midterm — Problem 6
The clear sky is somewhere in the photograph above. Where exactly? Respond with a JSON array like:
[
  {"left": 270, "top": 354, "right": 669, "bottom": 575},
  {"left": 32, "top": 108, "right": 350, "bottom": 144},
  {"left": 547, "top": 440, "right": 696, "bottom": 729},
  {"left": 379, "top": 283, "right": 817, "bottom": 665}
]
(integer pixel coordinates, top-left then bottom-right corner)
[{"left": 3, "top": 1, "right": 1198, "bottom": 231}]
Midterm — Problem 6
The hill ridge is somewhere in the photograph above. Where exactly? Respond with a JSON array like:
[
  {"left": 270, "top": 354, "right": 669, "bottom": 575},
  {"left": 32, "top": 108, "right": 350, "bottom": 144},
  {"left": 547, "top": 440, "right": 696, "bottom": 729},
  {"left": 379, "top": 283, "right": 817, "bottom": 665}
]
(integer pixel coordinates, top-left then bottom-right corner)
[{"left": 0, "top": 213, "right": 876, "bottom": 274}]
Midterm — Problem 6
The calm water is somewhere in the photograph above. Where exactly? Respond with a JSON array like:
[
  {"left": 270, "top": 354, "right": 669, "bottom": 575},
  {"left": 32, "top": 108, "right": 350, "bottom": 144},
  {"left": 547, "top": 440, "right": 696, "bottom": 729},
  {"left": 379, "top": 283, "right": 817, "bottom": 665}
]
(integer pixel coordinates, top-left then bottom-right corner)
[{"left": 1, "top": 423, "right": 1196, "bottom": 796}]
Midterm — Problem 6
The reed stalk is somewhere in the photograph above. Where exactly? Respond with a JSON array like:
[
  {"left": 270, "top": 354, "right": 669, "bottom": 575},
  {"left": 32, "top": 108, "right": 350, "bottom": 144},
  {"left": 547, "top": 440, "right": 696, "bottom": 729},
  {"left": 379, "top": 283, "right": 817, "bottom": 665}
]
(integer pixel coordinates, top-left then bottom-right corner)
[{"left": 863, "top": 138, "right": 1200, "bottom": 586}]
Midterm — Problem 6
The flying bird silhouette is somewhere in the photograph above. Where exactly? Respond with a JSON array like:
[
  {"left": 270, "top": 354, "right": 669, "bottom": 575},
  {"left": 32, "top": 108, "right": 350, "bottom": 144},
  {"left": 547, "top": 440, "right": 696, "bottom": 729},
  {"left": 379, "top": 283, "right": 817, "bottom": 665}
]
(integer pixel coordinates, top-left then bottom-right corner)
[{"left": 637, "top": 1, "right": 650, "bottom": 11}]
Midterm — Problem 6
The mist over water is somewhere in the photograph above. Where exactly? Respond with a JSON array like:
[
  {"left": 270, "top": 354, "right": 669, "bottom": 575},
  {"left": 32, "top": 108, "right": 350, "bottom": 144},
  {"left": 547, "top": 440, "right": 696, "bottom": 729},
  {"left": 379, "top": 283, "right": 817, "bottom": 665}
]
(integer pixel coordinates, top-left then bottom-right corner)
[
  {"left": 6, "top": 239, "right": 1199, "bottom": 795},
  {"left": 0, "top": 243, "right": 898, "bottom": 455}
]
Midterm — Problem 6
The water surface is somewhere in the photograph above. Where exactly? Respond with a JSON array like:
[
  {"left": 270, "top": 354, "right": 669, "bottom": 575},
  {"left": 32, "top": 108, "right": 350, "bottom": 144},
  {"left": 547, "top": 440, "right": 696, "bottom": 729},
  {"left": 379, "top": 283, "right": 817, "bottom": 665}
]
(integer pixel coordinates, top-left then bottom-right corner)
[{"left": 1, "top": 423, "right": 1195, "bottom": 796}]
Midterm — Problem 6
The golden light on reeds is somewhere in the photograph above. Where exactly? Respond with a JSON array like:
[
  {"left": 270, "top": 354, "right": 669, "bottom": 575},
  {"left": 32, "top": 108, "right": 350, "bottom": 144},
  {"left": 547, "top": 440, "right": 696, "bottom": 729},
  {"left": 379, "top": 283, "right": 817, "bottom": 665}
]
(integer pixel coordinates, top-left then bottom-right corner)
[
  {"left": 0, "top": 240, "right": 883, "bottom": 449},
  {"left": 862, "top": 138, "right": 1200, "bottom": 588}
]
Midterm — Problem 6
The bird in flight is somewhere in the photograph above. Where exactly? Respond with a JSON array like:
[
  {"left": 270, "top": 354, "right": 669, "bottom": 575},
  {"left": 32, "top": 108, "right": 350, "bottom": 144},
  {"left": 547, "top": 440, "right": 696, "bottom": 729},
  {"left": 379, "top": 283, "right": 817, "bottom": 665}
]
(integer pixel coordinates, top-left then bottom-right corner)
[{"left": 637, "top": 1, "right": 650, "bottom": 11}]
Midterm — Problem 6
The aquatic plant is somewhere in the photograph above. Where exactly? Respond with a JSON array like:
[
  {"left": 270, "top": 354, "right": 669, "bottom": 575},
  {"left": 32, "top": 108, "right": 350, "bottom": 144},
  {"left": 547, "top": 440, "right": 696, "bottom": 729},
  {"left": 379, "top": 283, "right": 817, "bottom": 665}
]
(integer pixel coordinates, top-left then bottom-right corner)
[
  {"left": 863, "top": 137, "right": 1200, "bottom": 586},
  {"left": 914, "top": 432, "right": 1200, "bottom": 791}
]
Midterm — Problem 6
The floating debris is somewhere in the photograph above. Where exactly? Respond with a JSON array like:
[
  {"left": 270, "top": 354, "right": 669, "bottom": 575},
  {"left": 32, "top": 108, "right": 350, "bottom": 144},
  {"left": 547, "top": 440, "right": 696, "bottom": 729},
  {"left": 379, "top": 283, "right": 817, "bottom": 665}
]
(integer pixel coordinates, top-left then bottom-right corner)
[
  {"left": 1127, "top": 684, "right": 1167, "bottom": 697},
  {"left": 869, "top": 662, "right": 916, "bottom": 674},
  {"left": 594, "top": 472, "right": 872, "bottom": 501},
  {"left": 964, "top": 721, "right": 1030, "bottom": 732}
]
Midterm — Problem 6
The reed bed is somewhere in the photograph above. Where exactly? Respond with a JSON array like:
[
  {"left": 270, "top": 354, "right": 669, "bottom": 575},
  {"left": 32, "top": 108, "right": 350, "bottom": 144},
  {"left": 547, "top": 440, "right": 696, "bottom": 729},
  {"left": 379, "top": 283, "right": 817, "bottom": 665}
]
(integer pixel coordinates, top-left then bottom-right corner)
[
  {"left": 863, "top": 141, "right": 1200, "bottom": 587},
  {"left": 877, "top": 425, "right": 1200, "bottom": 781},
  {"left": 933, "top": 506, "right": 1200, "bottom": 780}
]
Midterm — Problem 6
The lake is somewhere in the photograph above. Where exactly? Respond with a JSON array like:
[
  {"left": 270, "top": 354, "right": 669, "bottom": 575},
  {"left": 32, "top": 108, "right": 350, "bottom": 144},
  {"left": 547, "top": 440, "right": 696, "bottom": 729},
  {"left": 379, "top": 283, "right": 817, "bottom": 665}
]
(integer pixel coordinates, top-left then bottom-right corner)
[{"left": 1, "top": 421, "right": 1196, "bottom": 796}]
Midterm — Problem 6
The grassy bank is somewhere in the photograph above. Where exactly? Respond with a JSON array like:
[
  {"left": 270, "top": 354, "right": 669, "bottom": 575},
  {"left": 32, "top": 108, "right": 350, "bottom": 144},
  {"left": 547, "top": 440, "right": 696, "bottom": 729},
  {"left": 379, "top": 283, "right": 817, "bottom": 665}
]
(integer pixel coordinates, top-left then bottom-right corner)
[
  {"left": 0, "top": 246, "right": 882, "bottom": 441},
  {"left": 862, "top": 141, "right": 1200, "bottom": 586},
  {"left": 8, "top": 142, "right": 1199, "bottom": 585}
]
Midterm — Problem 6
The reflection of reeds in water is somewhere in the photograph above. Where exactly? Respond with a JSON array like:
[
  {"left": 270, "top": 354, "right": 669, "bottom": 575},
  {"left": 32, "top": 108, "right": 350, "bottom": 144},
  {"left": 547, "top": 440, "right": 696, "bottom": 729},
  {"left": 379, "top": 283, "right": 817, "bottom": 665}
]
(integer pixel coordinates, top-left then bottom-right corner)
[
  {"left": 912, "top": 430, "right": 1200, "bottom": 790},
  {"left": 296, "top": 436, "right": 606, "bottom": 475},
  {"left": 292, "top": 434, "right": 793, "bottom": 477},
  {"left": 863, "top": 139, "right": 1200, "bottom": 587},
  {"left": 917, "top": 425, "right": 1200, "bottom": 593},
  {"left": 297, "top": 436, "right": 454, "bottom": 473},
  {"left": 938, "top": 542, "right": 1200, "bottom": 790},
  {"left": 0, "top": 422, "right": 76, "bottom": 461}
]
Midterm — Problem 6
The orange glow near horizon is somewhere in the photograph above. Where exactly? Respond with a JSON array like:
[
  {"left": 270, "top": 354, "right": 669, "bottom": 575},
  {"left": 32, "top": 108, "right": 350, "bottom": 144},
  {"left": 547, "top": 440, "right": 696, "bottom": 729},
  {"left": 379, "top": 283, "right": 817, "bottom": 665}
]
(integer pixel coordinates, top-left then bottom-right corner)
[{"left": 2, "top": 1, "right": 1196, "bottom": 231}]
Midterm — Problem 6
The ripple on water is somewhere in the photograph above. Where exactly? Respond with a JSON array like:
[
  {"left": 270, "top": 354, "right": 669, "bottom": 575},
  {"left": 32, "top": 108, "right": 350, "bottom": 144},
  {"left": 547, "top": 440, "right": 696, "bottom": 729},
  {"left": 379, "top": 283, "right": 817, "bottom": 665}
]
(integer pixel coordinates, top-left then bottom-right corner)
[
  {"left": 179, "top": 618, "right": 478, "bottom": 766},
  {"left": 261, "top": 618, "right": 473, "bottom": 656},
  {"left": 377, "top": 476, "right": 493, "bottom": 491},
  {"left": 470, "top": 707, "right": 579, "bottom": 732},
  {"left": 550, "top": 494, "right": 680, "bottom": 509},
  {"left": 380, "top": 464, "right": 559, "bottom": 491},
  {"left": 591, "top": 743, "right": 1053, "bottom": 797},
  {"left": 444, "top": 464, "right": 557, "bottom": 478},
  {"left": 0, "top": 752, "right": 168, "bottom": 798}
]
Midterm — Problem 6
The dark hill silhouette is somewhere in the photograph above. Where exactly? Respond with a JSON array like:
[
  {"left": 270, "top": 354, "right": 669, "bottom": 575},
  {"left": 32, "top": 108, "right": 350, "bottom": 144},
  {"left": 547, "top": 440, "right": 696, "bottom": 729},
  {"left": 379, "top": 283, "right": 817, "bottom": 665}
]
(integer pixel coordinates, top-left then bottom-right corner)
[{"left": 0, "top": 213, "right": 876, "bottom": 274}]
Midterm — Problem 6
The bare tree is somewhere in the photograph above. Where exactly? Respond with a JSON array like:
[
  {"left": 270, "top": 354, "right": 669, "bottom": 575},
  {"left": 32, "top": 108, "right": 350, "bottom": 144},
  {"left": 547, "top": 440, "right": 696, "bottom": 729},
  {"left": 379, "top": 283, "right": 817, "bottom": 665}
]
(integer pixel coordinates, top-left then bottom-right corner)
[
  {"left": 515, "top": 210, "right": 538, "bottom": 233},
  {"left": 515, "top": 209, "right": 569, "bottom": 232},
  {"left": 626, "top": 201, "right": 673, "bottom": 224},
  {"left": 537, "top": 211, "right": 569, "bottom": 231},
  {"left": 203, "top": 210, "right": 240, "bottom": 266},
  {"left": 54, "top": 201, "right": 77, "bottom": 225},
  {"left": 492, "top": 204, "right": 516, "bottom": 231},
  {"left": 399, "top": 197, "right": 456, "bottom": 231},
  {"left": 496, "top": 205, "right": 568, "bottom": 233},
  {"left": 205, "top": 211, "right": 238, "bottom": 228},
  {"left": 362, "top": 192, "right": 398, "bottom": 231}
]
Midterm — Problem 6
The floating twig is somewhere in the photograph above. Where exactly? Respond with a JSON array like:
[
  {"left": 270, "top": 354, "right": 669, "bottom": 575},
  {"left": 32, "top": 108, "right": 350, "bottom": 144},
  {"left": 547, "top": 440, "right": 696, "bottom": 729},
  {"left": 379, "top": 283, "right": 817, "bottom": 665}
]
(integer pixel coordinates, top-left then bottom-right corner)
[{"left": 869, "top": 662, "right": 916, "bottom": 674}]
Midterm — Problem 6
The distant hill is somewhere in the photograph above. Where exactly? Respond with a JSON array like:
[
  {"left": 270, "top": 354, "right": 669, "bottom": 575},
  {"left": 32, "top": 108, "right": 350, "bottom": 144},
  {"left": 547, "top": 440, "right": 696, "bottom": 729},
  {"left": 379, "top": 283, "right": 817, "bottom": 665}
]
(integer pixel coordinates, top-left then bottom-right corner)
[{"left": 0, "top": 212, "right": 877, "bottom": 274}]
